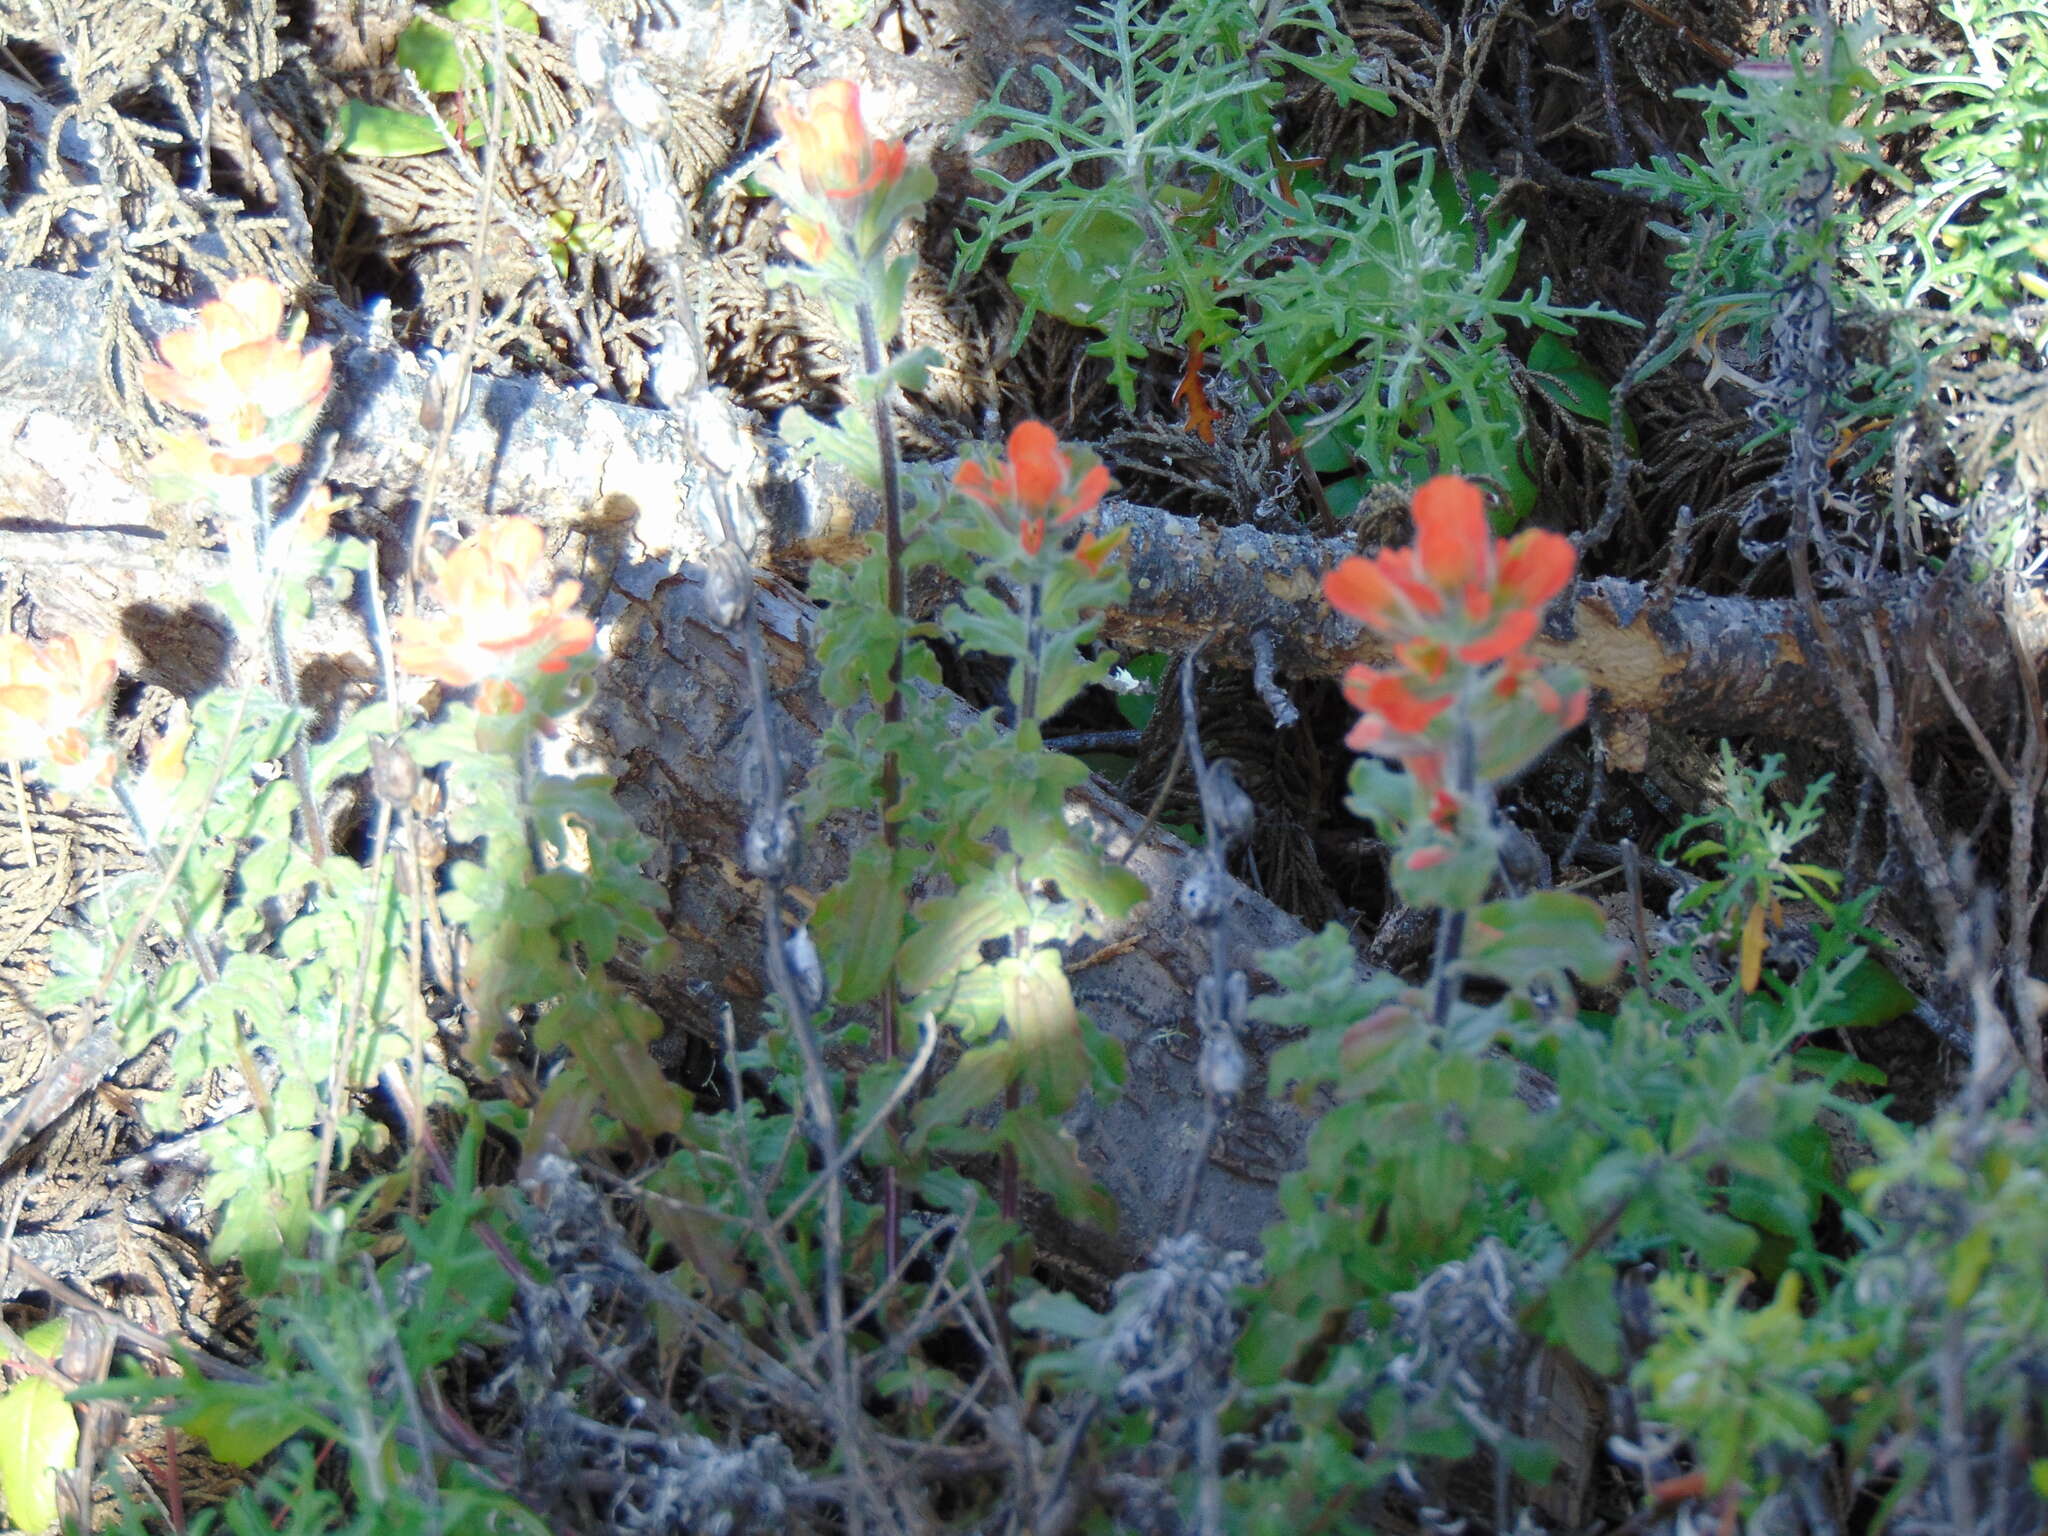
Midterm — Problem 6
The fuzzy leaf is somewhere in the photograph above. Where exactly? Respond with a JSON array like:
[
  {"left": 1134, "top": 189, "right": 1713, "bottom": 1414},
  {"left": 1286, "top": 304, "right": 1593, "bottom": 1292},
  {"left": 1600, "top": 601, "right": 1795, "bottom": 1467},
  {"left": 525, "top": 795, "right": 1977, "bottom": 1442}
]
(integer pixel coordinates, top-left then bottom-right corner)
[
  {"left": 813, "top": 842, "right": 907, "bottom": 1005},
  {"left": 1003, "top": 1111, "right": 1117, "bottom": 1230},
  {"left": 914, "top": 1040, "right": 1019, "bottom": 1136},
  {"left": 1004, "top": 952, "right": 1086, "bottom": 1112},
  {"left": 1543, "top": 1260, "right": 1621, "bottom": 1375},
  {"left": 0, "top": 1370, "right": 74, "bottom": 1533},
  {"left": 1463, "top": 891, "right": 1621, "bottom": 987},
  {"left": 1011, "top": 1289, "right": 1110, "bottom": 1342}
]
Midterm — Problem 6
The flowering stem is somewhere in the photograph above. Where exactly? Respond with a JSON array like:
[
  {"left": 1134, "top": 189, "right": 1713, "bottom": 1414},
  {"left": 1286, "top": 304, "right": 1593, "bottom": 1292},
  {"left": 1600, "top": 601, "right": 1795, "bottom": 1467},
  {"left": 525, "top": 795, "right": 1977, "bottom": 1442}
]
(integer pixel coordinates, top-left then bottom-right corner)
[
  {"left": 994, "top": 581, "right": 1047, "bottom": 1331},
  {"left": 1429, "top": 705, "right": 1478, "bottom": 1031},
  {"left": 250, "top": 477, "right": 328, "bottom": 866},
  {"left": 856, "top": 288, "right": 907, "bottom": 1278}
]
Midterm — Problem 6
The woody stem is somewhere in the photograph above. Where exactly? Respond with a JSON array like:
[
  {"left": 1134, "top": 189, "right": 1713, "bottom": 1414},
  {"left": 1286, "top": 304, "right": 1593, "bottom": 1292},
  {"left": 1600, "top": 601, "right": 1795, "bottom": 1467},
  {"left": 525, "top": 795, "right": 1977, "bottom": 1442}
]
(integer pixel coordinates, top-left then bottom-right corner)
[{"left": 856, "top": 289, "right": 906, "bottom": 1279}]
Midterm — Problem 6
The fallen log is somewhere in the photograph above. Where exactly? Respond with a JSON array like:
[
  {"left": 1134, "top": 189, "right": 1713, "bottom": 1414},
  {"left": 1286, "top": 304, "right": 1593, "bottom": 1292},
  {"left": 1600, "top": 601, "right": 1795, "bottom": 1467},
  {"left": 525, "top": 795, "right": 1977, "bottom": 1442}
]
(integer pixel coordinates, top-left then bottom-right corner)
[{"left": 5, "top": 262, "right": 2036, "bottom": 758}]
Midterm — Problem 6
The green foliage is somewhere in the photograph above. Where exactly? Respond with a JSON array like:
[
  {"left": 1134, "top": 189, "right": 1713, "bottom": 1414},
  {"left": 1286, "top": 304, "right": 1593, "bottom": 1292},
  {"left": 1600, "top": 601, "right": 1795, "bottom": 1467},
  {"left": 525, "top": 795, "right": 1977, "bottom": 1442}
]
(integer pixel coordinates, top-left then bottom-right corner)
[
  {"left": 0, "top": 1321, "right": 78, "bottom": 1533},
  {"left": 1251, "top": 149, "right": 1617, "bottom": 520},
  {"left": 38, "top": 564, "right": 677, "bottom": 1290},
  {"left": 332, "top": 0, "right": 544, "bottom": 159},
  {"left": 1889, "top": 0, "right": 2048, "bottom": 314},
  {"left": 108, "top": 1441, "right": 545, "bottom": 1536},
  {"left": 1594, "top": 0, "right": 2048, "bottom": 517},
  {"left": 42, "top": 2, "right": 2048, "bottom": 1523},
  {"left": 1601, "top": 16, "right": 1908, "bottom": 320},
  {"left": 1233, "top": 742, "right": 1937, "bottom": 1522},
  {"left": 20, "top": 275, "right": 693, "bottom": 1525},
  {"left": 797, "top": 463, "right": 1143, "bottom": 1228},
  {"left": 87, "top": 1123, "right": 532, "bottom": 1531},
  {"left": 958, "top": 0, "right": 1622, "bottom": 520},
  {"left": 396, "top": 0, "right": 541, "bottom": 94},
  {"left": 1637, "top": 1271, "right": 1864, "bottom": 1495},
  {"left": 959, "top": 0, "right": 1391, "bottom": 402}
]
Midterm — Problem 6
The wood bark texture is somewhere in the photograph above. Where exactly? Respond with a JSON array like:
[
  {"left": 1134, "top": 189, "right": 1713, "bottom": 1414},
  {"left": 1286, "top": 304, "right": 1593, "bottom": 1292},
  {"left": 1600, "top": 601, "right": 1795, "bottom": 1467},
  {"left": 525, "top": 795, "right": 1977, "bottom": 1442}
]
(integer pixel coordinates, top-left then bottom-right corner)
[{"left": 6, "top": 263, "right": 2037, "bottom": 754}]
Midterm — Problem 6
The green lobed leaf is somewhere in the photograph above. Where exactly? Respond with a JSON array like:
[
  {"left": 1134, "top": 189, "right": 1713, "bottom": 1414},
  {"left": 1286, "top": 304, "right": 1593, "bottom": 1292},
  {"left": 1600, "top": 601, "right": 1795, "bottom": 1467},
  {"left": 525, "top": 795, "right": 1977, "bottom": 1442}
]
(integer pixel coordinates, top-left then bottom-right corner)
[
  {"left": 1010, "top": 1288, "right": 1110, "bottom": 1342},
  {"left": 1003, "top": 950, "right": 1087, "bottom": 1112},
  {"left": 1002, "top": 1110, "right": 1117, "bottom": 1230},
  {"left": 913, "top": 1040, "right": 1019, "bottom": 1138},
  {"left": 896, "top": 879, "right": 1029, "bottom": 998}
]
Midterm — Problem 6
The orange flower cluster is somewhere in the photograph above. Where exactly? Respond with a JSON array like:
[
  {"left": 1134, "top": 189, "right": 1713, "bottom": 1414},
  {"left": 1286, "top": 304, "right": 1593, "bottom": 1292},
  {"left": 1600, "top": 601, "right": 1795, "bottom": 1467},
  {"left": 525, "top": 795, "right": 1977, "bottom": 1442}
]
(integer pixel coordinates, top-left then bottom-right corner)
[
  {"left": 0, "top": 632, "right": 118, "bottom": 785},
  {"left": 393, "top": 518, "right": 596, "bottom": 713},
  {"left": 1323, "top": 475, "right": 1585, "bottom": 779},
  {"left": 953, "top": 421, "right": 1125, "bottom": 575},
  {"left": 777, "top": 80, "right": 906, "bottom": 202},
  {"left": 774, "top": 80, "right": 910, "bottom": 266},
  {"left": 140, "top": 277, "right": 331, "bottom": 478}
]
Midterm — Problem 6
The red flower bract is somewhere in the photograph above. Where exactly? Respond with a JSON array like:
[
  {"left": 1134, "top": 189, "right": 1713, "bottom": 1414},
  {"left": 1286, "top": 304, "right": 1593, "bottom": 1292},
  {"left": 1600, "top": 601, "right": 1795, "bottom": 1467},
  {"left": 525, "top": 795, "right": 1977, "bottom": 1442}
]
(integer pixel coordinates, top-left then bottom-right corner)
[
  {"left": 394, "top": 517, "right": 596, "bottom": 692},
  {"left": 0, "top": 632, "right": 117, "bottom": 783},
  {"left": 1342, "top": 666, "right": 1451, "bottom": 735},
  {"left": 1412, "top": 475, "right": 1487, "bottom": 591},
  {"left": 1326, "top": 474, "right": 1585, "bottom": 772},
  {"left": 1324, "top": 475, "right": 1575, "bottom": 657},
  {"left": 953, "top": 420, "right": 1118, "bottom": 569},
  {"left": 139, "top": 276, "right": 331, "bottom": 478},
  {"left": 776, "top": 79, "right": 907, "bottom": 202},
  {"left": 955, "top": 421, "right": 1111, "bottom": 524}
]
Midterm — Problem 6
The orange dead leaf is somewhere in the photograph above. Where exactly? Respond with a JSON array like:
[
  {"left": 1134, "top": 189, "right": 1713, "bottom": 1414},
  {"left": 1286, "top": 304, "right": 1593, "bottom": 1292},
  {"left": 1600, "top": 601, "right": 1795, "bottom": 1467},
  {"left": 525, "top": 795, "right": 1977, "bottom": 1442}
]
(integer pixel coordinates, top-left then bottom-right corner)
[{"left": 1175, "top": 332, "right": 1219, "bottom": 445}]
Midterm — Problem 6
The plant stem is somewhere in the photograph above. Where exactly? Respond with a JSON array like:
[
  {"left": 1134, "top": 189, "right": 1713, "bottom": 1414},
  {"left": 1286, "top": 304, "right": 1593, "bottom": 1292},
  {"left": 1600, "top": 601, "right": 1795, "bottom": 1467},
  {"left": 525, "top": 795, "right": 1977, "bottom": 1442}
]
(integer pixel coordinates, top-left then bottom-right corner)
[
  {"left": 857, "top": 290, "right": 908, "bottom": 1278},
  {"left": 997, "top": 584, "right": 1046, "bottom": 1350},
  {"left": 1430, "top": 707, "right": 1479, "bottom": 1030},
  {"left": 250, "top": 477, "right": 328, "bottom": 865}
]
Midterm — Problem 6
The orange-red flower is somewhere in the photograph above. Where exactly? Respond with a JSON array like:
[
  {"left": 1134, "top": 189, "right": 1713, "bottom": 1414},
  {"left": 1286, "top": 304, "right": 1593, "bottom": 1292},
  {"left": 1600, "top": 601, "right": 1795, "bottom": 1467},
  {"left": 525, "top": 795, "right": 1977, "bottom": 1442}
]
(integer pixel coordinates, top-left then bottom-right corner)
[
  {"left": 0, "top": 632, "right": 117, "bottom": 779},
  {"left": 1073, "top": 525, "right": 1130, "bottom": 577},
  {"left": 1327, "top": 475, "right": 1586, "bottom": 779},
  {"left": 1324, "top": 476, "right": 1574, "bottom": 666},
  {"left": 1341, "top": 667, "right": 1452, "bottom": 737},
  {"left": 1492, "top": 649, "right": 1588, "bottom": 729},
  {"left": 1322, "top": 546, "right": 1444, "bottom": 630},
  {"left": 147, "top": 427, "right": 289, "bottom": 486},
  {"left": 954, "top": 420, "right": 1120, "bottom": 571},
  {"left": 780, "top": 212, "right": 836, "bottom": 266},
  {"left": 776, "top": 80, "right": 907, "bottom": 203},
  {"left": 393, "top": 518, "right": 595, "bottom": 692},
  {"left": 139, "top": 276, "right": 331, "bottom": 477}
]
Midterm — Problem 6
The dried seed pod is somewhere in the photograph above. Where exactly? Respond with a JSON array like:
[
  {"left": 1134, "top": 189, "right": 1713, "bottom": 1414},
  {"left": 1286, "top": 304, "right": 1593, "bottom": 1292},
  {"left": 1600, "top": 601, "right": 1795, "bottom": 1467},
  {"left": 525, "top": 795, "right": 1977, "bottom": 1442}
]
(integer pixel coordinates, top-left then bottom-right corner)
[
  {"left": 1201, "top": 759, "right": 1255, "bottom": 849},
  {"left": 1178, "top": 869, "right": 1223, "bottom": 926},
  {"left": 701, "top": 547, "right": 752, "bottom": 631},
  {"left": 1195, "top": 971, "right": 1246, "bottom": 1034},
  {"left": 1199, "top": 1032, "right": 1246, "bottom": 1102},
  {"left": 781, "top": 923, "right": 827, "bottom": 1016},
  {"left": 744, "top": 805, "right": 800, "bottom": 880}
]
